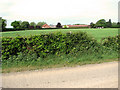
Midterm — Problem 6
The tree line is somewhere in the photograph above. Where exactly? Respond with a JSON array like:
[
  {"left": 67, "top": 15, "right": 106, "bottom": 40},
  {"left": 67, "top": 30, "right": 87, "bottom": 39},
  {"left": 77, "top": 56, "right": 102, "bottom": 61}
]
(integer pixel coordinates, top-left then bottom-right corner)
[
  {"left": 1, "top": 18, "right": 120, "bottom": 31},
  {"left": 2, "top": 19, "right": 47, "bottom": 31},
  {"left": 90, "top": 19, "right": 120, "bottom": 28},
  {"left": 11, "top": 21, "right": 46, "bottom": 29}
]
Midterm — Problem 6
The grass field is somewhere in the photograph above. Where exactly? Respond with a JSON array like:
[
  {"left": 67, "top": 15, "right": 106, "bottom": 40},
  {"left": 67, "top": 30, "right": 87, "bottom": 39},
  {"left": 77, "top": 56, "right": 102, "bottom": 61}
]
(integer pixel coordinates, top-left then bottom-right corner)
[{"left": 2, "top": 28, "right": 118, "bottom": 42}]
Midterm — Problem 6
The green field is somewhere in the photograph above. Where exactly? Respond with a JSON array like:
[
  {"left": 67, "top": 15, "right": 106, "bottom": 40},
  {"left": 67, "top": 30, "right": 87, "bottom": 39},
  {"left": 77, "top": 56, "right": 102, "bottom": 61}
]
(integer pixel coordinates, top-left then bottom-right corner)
[{"left": 2, "top": 28, "right": 118, "bottom": 42}]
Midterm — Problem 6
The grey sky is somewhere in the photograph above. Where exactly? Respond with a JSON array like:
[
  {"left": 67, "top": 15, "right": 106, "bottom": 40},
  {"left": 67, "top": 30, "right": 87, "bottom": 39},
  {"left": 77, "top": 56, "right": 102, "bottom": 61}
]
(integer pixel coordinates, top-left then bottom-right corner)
[{"left": 0, "top": 0, "right": 119, "bottom": 27}]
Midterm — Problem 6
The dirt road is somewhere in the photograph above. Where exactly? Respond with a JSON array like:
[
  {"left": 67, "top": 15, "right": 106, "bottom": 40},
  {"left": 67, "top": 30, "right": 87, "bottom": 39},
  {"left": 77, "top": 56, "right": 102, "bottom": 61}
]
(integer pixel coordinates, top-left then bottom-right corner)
[{"left": 2, "top": 61, "right": 118, "bottom": 88}]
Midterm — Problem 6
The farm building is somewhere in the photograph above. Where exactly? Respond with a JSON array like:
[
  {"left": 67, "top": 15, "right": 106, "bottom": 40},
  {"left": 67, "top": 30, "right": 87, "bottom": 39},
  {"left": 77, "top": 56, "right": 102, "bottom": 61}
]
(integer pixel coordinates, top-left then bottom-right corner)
[
  {"left": 42, "top": 24, "right": 51, "bottom": 28},
  {"left": 42, "top": 24, "right": 90, "bottom": 28},
  {"left": 49, "top": 25, "right": 56, "bottom": 28},
  {"left": 66, "top": 25, "right": 90, "bottom": 28}
]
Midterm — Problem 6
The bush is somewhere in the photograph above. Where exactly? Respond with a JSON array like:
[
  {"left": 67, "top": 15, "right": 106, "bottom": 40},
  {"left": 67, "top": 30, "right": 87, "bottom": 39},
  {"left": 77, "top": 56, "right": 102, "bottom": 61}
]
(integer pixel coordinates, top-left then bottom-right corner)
[
  {"left": 2, "top": 32, "right": 99, "bottom": 59},
  {"left": 2, "top": 52, "right": 38, "bottom": 67},
  {"left": 101, "top": 35, "right": 119, "bottom": 51},
  {"left": 2, "top": 31, "right": 118, "bottom": 62},
  {"left": 2, "top": 32, "right": 119, "bottom": 70}
]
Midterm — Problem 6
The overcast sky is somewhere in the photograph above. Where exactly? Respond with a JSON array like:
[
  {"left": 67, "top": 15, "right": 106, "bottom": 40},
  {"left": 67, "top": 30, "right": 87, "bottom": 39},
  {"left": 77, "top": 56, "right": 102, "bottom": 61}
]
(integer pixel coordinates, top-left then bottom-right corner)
[{"left": 0, "top": 0, "right": 119, "bottom": 27}]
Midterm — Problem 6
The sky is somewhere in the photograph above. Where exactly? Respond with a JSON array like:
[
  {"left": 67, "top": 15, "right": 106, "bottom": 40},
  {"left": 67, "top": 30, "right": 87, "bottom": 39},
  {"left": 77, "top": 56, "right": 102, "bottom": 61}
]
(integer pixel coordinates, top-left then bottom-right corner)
[{"left": 0, "top": 0, "right": 119, "bottom": 28}]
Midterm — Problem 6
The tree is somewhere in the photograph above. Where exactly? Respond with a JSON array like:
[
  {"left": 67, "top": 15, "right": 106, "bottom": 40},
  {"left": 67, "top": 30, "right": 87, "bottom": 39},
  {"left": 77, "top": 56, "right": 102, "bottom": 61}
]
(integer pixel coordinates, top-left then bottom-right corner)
[
  {"left": 36, "top": 22, "right": 46, "bottom": 29},
  {"left": 95, "top": 19, "right": 106, "bottom": 28},
  {"left": 21, "top": 21, "right": 30, "bottom": 29},
  {"left": 111, "top": 22, "right": 118, "bottom": 28},
  {"left": 106, "top": 19, "right": 112, "bottom": 28},
  {"left": 11, "top": 21, "right": 21, "bottom": 29},
  {"left": 37, "top": 22, "right": 46, "bottom": 27},
  {"left": 90, "top": 22, "right": 95, "bottom": 28},
  {"left": 63, "top": 25, "right": 68, "bottom": 28},
  {"left": 56, "top": 22, "right": 62, "bottom": 28},
  {"left": 30, "top": 22, "right": 36, "bottom": 29},
  {"left": 2, "top": 19, "right": 7, "bottom": 30},
  {"left": 117, "top": 22, "right": 120, "bottom": 28}
]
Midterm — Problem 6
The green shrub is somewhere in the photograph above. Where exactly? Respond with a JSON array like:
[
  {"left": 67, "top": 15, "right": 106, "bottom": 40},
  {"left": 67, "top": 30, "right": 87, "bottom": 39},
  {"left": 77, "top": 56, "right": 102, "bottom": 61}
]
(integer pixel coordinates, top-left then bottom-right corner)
[
  {"left": 2, "top": 33, "right": 119, "bottom": 70},
  {"left": 2, "top": 31, "right": 119, "bottom": 65},
  {"left": 101, "top": 34, "right": 119, "bottom": 51},
  {"left": 2, "top": 32, "right": 99, "bottom": 59}
]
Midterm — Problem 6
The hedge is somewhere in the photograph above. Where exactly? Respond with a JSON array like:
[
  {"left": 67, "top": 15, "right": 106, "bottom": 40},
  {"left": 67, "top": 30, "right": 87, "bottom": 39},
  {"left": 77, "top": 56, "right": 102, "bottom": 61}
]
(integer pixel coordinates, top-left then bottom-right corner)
[
  {"left": 2, "top": 32, "right": 101, "bottom": 59},
  {"left": 101, "top": 35, "right": 120, "bottom": 51},
  {"left": 2, "top": 28, "right": 25, "bottom": 32}
]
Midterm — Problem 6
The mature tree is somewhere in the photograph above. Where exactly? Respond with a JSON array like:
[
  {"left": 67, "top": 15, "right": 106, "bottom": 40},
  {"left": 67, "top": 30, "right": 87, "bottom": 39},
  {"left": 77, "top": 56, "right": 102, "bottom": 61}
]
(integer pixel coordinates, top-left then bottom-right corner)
[
  {"left": 117, "top": 22, "right": 120, "bottom": 28},
  {"left": 95, "top": 19, "right": 106, "bottom": 27},
  {"left": 106, "top": 19, "right": 112, "bottom": 28},
  {"left": 111, "top": 22, "right": 118, "bottom": 28},
  {"left": 11, "top": 21, "right": 21, "bottom": 29},
  {"left": 2, "top": 19, "right": 7, "bottom": 30},
  {"left": 30, "top": 22, "right": 36, "bottom": 29},
  {"left": 30, "top": 22, "right": 36, "bottom": 26},
  {"left": 21, "top": 21, "right": 30, "bottom": 29},
  {"left": 90, "top": 22, "right": 95, "bottom": 28},
  {"left": 56, "top": 22, "right": 62, "bottom": 28},
  {"left": 37, "top": 22, "right": 46, "bottom": 27},
  {"left": 36, "top": 22, "right": 46, "bottom": 29}
]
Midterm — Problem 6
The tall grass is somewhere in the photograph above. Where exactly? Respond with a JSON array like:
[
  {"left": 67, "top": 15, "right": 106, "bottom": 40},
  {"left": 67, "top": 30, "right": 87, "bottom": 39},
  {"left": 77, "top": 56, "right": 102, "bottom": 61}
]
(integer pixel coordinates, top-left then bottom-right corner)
[{"left": 2, "top": 47, "right": 118, "bottom": 73}]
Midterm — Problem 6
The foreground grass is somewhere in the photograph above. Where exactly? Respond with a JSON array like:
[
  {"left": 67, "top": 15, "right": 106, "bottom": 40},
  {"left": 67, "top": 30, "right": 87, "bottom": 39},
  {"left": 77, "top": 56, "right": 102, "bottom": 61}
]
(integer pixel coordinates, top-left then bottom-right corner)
[
  {"left": 2, "top": 50, "right": 118, "bottom": 73},
  {"left": 2, "top": 59, "right": 118, "bottom": 73},
  {"left": 2, "top": 28, "right": 118, "bottom": 42}
]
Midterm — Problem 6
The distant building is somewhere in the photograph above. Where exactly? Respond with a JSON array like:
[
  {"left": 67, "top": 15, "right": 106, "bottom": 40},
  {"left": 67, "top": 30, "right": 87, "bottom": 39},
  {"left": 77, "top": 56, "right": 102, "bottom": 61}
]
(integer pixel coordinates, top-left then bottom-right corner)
[
  {"left": 42, "top": 24, "right": 90, "bottom": 29},
  {"left": 49, "top": 25, "right": 56, "bottom": 28},
  {"left": 42, "top": 24, "right": 51, "bottom": 28},
  {"left": 66, "top": 25, "right": 90, "bottom": 28}
]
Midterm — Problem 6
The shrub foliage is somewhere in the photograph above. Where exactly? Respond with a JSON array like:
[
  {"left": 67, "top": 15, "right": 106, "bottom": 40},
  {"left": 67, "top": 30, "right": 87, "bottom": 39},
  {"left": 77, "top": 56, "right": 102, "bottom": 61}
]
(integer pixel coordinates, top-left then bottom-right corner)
[
  {"left": 2, "top": 32, "right": 99, "bottom": 59},
  {"left": 101, "top": 35, "right": 119, "bottom": 51},
  {"left": 2, "top": 32, "right": 119, "bottom": 66}
]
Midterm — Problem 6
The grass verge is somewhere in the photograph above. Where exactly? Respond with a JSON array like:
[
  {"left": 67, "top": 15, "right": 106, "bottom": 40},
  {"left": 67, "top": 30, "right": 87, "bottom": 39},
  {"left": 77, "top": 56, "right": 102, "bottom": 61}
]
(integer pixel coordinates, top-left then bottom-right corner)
[
  {"left": 2, "top": 59, "right": 118, "bottom": 73},
  {"left": 2, "top": 50, "right": 118, "bottom": 73}
]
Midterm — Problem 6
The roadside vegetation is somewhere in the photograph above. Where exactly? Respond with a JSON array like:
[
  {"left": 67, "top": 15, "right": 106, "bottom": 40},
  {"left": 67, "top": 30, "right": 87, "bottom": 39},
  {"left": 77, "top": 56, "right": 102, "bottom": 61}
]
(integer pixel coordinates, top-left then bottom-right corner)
[{"left": 2, "top": 31, "right": 119, "bottom": 73}]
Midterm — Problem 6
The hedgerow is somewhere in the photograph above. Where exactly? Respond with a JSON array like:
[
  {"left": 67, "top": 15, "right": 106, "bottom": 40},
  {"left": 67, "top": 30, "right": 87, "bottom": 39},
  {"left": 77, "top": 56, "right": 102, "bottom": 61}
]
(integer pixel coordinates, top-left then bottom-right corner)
[
  {"left": 2, "top": 32, "right": 119, "bottom": 71},
  {"left": 2, "top": 32, "right": 99, "bottom": 59},
  {"left": 2, "top": 32, "right": 119, "bottom": 65},
  {"left": 101, "top": 34, "right": 120, "bottom": 51}
]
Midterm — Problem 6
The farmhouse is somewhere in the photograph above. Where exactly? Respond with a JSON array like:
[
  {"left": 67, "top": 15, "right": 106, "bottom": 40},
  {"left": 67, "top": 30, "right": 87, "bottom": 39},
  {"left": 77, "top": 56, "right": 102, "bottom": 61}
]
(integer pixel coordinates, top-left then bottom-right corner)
[
  {"left": 67, "top": 25, "right": 90, "bottom": 28},
  {"left": 42, "top": 24, "right": 51, "bottom": 28}
]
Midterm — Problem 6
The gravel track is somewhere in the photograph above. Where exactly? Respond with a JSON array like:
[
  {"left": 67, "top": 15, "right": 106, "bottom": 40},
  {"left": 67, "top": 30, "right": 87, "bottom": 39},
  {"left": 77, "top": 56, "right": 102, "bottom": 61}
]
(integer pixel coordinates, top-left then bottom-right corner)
[{"left": 2, "top": 61, "right": 118, "bottom": 88}]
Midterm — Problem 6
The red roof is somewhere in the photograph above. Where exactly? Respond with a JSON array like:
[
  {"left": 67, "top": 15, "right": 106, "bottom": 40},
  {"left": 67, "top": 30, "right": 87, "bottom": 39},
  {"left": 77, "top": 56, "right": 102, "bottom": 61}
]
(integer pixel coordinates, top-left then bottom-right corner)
[
  {"left": 67, "top": 25, "right": 90, "bottom": 27},
  {"left": 42, "top": 24, "right": 51, "bottom": 28}
]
